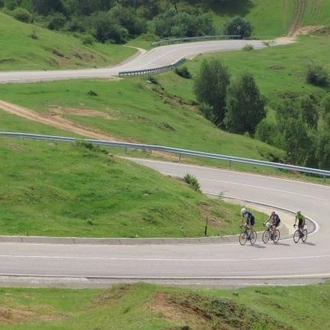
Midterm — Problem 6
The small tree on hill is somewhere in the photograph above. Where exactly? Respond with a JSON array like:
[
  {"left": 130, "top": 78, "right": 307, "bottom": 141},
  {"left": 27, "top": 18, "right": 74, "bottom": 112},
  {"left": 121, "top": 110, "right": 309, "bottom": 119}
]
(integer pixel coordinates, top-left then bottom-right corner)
[
  {"left": 223, "top": 15, "right": 253, "bottom": 38},
  {"left": 224, "top": 72, "right": 266, "bottom": 135},
  {"left": 193, "top": 58, "right": 230, "bottom": 127}
]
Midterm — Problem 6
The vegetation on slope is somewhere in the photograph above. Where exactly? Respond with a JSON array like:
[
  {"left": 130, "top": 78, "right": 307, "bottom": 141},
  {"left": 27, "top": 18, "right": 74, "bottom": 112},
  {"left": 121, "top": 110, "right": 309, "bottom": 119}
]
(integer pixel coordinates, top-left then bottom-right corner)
[{"left": 1, "top": 282, "right": 330, "bottom": 329}]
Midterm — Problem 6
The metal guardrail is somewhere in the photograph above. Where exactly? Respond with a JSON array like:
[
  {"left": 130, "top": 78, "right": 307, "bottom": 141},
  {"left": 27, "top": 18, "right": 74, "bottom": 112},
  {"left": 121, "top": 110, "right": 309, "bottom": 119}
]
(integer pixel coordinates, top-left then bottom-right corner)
[
  {"left": 151, "top": 35, "right": 242, "bottom": 47},
  {"left": 118, "top": 58, "right": 186, "bottom": 76},
  {"left": 1, "top": 132, "right": 330, "bottom": 180}
]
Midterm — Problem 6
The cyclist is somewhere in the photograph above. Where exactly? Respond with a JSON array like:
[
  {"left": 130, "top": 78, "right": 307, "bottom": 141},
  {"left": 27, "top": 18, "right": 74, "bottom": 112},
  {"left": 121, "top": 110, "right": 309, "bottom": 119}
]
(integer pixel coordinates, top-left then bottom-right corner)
[
  {"left": 241, "top": 208, "right": 255, "bottom": 237},
  {"left": 265, "top": 211, "right": 281, "bottom": 231},
  {"left": 294, "top": 210, "right": 306, "bottom": 238}
]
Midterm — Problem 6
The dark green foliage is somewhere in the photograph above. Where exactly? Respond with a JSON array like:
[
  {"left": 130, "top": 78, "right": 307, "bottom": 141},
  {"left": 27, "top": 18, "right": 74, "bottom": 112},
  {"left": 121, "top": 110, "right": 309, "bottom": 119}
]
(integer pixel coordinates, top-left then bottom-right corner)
[
  {"left": 147, "top": 75, "right": 159, "bottom": 84},
  {"left": 47, "top": 13, "right": 66, "bottom": 30},
  {"left": 282, "top": 117, "right": 311, "bottom": 165},
  {"left": 12, "top": 7, "right": 32, "bottom": 23},
  {"left": 175, "top": 66, "right": 192, "bottom": 79},
  {"left": 183, "top": 173, "right": 201, "bottom": 192},
  {"left": 315, "top": 131, "right": 330, "bottom": 170},
  {"left": 29, "top": 0, "right": 65, "bottom": 16},
  {"left": 224, "top": 72, "right": 266, "bottom": 135},
  {"left": 299, "top": 94, "right": 319, "bottom": 129},
  {"left": 152, "top": 8, "right": 215, "bottom": 38},
  {"left": 306, "top": 63, "right": 329, "bottom": 87},
  {"left": 73, "top": 140, "right": 108, "bottom": 154},
  {"left": 194, "top": 58, "right": 230, "bottom": 126},
  {"left": 223, "top": 15, "right": 253, "bottom": 38},
  {"left": 92, "top": 11, "right": 129, "bottom": 44},
  {"left": 87, "top": 90, "right": 98, "bottom": 96}
]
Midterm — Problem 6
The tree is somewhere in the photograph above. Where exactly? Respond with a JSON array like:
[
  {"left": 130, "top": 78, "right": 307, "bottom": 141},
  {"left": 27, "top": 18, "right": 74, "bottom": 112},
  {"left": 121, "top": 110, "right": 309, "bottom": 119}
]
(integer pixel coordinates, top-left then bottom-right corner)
[
  {"left": 223, "top": 15, "right": 253, "bottom": 38},
  {"left": 224, "top": 72, "right": 266, "bottom": 135},
  {"left": 315, "top": 131, "right": 330, "bottom": 170},
  {"left": 282, "top": 117, "right": 311, "bottom": 165},
  {"left": 193, "top": 58, "right": 230, "bottom": 127},
  {"left": 29, "top": 0, "right": 65, "bottom": 15},
  {"left": 299, "top": 94, "right": 319, "bottom": 129}
]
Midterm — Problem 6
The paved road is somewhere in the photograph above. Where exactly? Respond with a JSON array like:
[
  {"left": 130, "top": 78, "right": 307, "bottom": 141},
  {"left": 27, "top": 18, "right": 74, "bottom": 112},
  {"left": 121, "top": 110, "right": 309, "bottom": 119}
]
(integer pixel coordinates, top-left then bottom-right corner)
[
  {"left": 0, "top": 159, "right": 328, "bottom": 288},
  {"left": 0, "top": 39, "right": 293, "bottom": 84}
]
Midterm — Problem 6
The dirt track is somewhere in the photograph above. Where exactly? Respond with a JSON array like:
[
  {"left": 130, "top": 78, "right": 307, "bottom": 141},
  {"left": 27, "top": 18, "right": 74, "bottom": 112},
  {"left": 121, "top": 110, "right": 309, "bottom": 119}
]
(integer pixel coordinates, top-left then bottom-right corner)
[
  {"left": 0, "top": 100, "right": 120, "bottom": 141},
  {"left": 288, "top": 0, "right": 307, "bottom": 37}
]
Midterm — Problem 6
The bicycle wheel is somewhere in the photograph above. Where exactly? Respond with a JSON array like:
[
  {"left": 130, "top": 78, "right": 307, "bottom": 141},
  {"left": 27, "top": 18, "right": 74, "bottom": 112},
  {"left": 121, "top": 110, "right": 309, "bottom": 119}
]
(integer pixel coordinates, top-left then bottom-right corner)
[
  {"left": 302, "top": 229, "right": 308, "bottom": 243},
  {"left": 272, "top": 229, "right": 280, "bottom": 243},
  {"left": 239, "top": 232, "right": 248, "bottom": 245},
  {"left": 262, "top": 230, "right": 270, "bottom": 244},
  {"left": 293, "top": 230, "right": 300, "bottom": 243},
  {"left": 250, "top": 231, "right": 257, "bottom": 245}
]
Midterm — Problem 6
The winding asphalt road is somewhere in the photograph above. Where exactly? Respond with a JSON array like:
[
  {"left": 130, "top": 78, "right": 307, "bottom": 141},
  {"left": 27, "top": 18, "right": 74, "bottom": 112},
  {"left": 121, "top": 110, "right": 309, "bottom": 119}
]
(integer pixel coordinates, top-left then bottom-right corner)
[
  {"left": 2, "top": 38, "right": 328, "bottom": 289},
  {"left": 0, "top": 39, "right": 293, "bottom": 84}
]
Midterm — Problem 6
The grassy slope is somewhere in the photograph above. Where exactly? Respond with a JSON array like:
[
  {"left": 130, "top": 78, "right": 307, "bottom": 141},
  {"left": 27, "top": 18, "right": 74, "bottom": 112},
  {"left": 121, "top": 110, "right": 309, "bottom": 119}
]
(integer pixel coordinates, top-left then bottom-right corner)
[
  {"left": 1, "top": 282, "right": 330, "bottom": 329},
  {"left": 2, "top": 137, "right": 268, "bottom": 238},
  {"left": 0, "top": 12, "right": 136, "bottom": 71},
  {"left": 158, "top": 35, "right": 330, "bottom": 110}
]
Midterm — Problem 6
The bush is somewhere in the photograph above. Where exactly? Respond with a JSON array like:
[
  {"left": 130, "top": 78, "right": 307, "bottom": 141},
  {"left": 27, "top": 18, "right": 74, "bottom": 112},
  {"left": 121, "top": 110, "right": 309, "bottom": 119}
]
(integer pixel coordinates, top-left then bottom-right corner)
[
  {"left": 242, "top": 44, "right": 254, "bottom": 51},
  {"left": 183, "top": 173, "right": 201, "bottom": 192},
  {"left": 223, "top": 15, "right": 253, "bottom": 39},
  {"left": 175, "top": 66, "right": 192, "bottom": 79},
  {"left": 82, "top": 34, "right": 94, "bottom": 46},
  {"left": 12, "top": 7, "right": 32, "bottom": 23},
  {"left": 47, "top": 13, "right": 66, "bottom": 31},
  {"left": 306, "top": 63, "right": 329, "bottom": 87}
]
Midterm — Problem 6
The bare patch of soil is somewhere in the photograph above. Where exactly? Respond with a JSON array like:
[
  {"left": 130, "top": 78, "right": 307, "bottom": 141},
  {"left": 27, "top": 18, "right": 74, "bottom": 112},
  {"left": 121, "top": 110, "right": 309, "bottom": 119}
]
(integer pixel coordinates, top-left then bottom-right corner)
[{"left": 0, "top": 100, "right": 122, "bottom": 141}]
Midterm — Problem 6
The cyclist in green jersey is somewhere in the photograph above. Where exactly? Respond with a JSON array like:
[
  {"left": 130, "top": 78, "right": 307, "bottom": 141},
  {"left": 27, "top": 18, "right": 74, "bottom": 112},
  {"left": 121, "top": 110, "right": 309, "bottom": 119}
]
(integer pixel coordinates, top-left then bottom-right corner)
[{"left": 294, "top": 210, "right": 306, "bottom": 238}]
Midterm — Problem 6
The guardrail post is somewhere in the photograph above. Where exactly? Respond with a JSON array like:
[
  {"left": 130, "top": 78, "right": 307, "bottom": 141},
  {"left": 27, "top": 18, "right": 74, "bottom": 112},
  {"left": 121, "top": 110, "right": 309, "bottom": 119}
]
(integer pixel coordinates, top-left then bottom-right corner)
[
  {"left": 229, "top": 160, "right": 232, "bottom": 168},
  {"left": 125, "top": 147, "right": 128, "bottom": 154},
  {"left": 178, "top": 153, "right": 182, "bottom": 162}
]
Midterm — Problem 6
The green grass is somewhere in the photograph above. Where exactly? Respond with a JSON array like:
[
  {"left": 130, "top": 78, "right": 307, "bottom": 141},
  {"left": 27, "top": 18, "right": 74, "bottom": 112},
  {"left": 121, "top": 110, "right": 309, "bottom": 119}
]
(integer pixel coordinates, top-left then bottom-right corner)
[
  {"left": 0, "top": 77, "right": 286, "bottom": 170},
  {"left": 0, "top": 281, "right": 329, "bottom": 329},
  {"left": 1, "top": 137, "right": 269, "bottom": 238},
  {"left": 157, "top": 35, "right": 330, "bottom": 109},
  {"left": 0, "top": 12, "right": 136, "bottom": 71}
]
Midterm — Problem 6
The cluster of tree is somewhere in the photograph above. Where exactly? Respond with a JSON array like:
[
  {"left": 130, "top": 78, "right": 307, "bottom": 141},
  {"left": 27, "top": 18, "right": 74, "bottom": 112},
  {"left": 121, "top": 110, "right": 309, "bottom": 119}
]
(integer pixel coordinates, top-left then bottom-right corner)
[
  {"left": 192, "top": 58, "right": 330, "bottom": 170},
  {"left": 1, "top": 0, "right": 252, "bottom": 44},
  {"left": 256, "top": 93, "right": 330, "bottom": 169},
  {"left": 193, "top": 58, "right": 266, "bottom": 135}
]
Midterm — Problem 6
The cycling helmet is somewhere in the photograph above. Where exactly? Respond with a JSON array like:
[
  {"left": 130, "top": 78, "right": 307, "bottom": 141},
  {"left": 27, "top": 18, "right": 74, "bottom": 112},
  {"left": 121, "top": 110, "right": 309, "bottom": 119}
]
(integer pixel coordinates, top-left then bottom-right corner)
[
  {"left": 297, "top": 210, "right": 301, "bottom": 214},
  {"left": 271, "top": 211, "right": 275, "bottom": 215},
  {"left": 241, "top": 208, "right": 247, "bottom": 216}
]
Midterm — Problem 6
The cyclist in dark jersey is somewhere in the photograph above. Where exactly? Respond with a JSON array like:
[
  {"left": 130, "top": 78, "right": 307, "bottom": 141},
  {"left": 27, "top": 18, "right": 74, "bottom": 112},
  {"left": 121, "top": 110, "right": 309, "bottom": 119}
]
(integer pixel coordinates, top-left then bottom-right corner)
[
  {"left": 267, "top": 211, "right": 281, "bottom": 230},
  {"left": 241, "top": 207, "right": 255, "bottom": 232}
]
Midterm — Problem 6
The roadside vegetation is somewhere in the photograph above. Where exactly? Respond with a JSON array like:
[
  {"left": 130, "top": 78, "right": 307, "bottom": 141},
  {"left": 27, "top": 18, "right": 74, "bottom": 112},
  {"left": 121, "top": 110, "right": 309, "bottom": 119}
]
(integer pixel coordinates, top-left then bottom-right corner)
[{"left": 1, "top": 281, "right": 330, "bottom": 329}]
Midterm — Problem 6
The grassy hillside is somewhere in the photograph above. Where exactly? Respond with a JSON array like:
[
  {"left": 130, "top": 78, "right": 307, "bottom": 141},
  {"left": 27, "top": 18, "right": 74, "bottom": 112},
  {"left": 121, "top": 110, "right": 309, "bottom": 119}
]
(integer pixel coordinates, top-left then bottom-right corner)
[
  {"left": 1, "top": 281, "right": 330, "bottom": 329},
  {"left": 0, "top": 12, "right": 136, "bottom": 71},
  {"left": 2, "top": 135, "right": 268, "bottom": 238},
  {"left": 157, "top": 35, "right": 330, "bottom": 109}
]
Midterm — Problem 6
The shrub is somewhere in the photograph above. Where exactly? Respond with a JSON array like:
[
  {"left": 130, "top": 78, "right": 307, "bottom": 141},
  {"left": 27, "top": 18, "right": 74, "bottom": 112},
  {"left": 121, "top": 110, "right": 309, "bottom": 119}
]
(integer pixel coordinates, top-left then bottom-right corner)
[
  {"left": 12, "top": 7, "right": 32, "bottom": 23},
  {"left": 223, "top": 15, "right": 253, "bottom": 39},
  {"left": 183, "top": 173, "right": 201, "bottom": 192},
  {"left": 147, "top": 75, "right": 159, "bottom": 85},
  {"left": 175, "top": 66, "right": 192, "bottom": 79},
  {"left": 87, "top": 90, "right": 98, "bottom": 96},
  {"left": 82, "top": 34, "right": 94, "bottom": 46},
  {"left": 242, "top": 44, "right": 254, "bottom": 51},
  {"left": 47, "top": 13, "right": 66, "bottom": 31},
  {"left": 306, "top": 63, "right": 329, "bottom": 87}
]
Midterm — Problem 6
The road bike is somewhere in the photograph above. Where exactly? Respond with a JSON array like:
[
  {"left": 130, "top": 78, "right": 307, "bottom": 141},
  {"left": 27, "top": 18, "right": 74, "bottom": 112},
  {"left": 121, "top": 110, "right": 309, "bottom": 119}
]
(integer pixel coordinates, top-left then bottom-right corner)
[
  {"left": 262, "top": 223, "right": 280, "bottom": 244},
  {"left": 293, "top": 224, "right": 308, "bottom": 243},
  {"left": 239, "top": 225, "right": 257, "bottom": 245}
]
